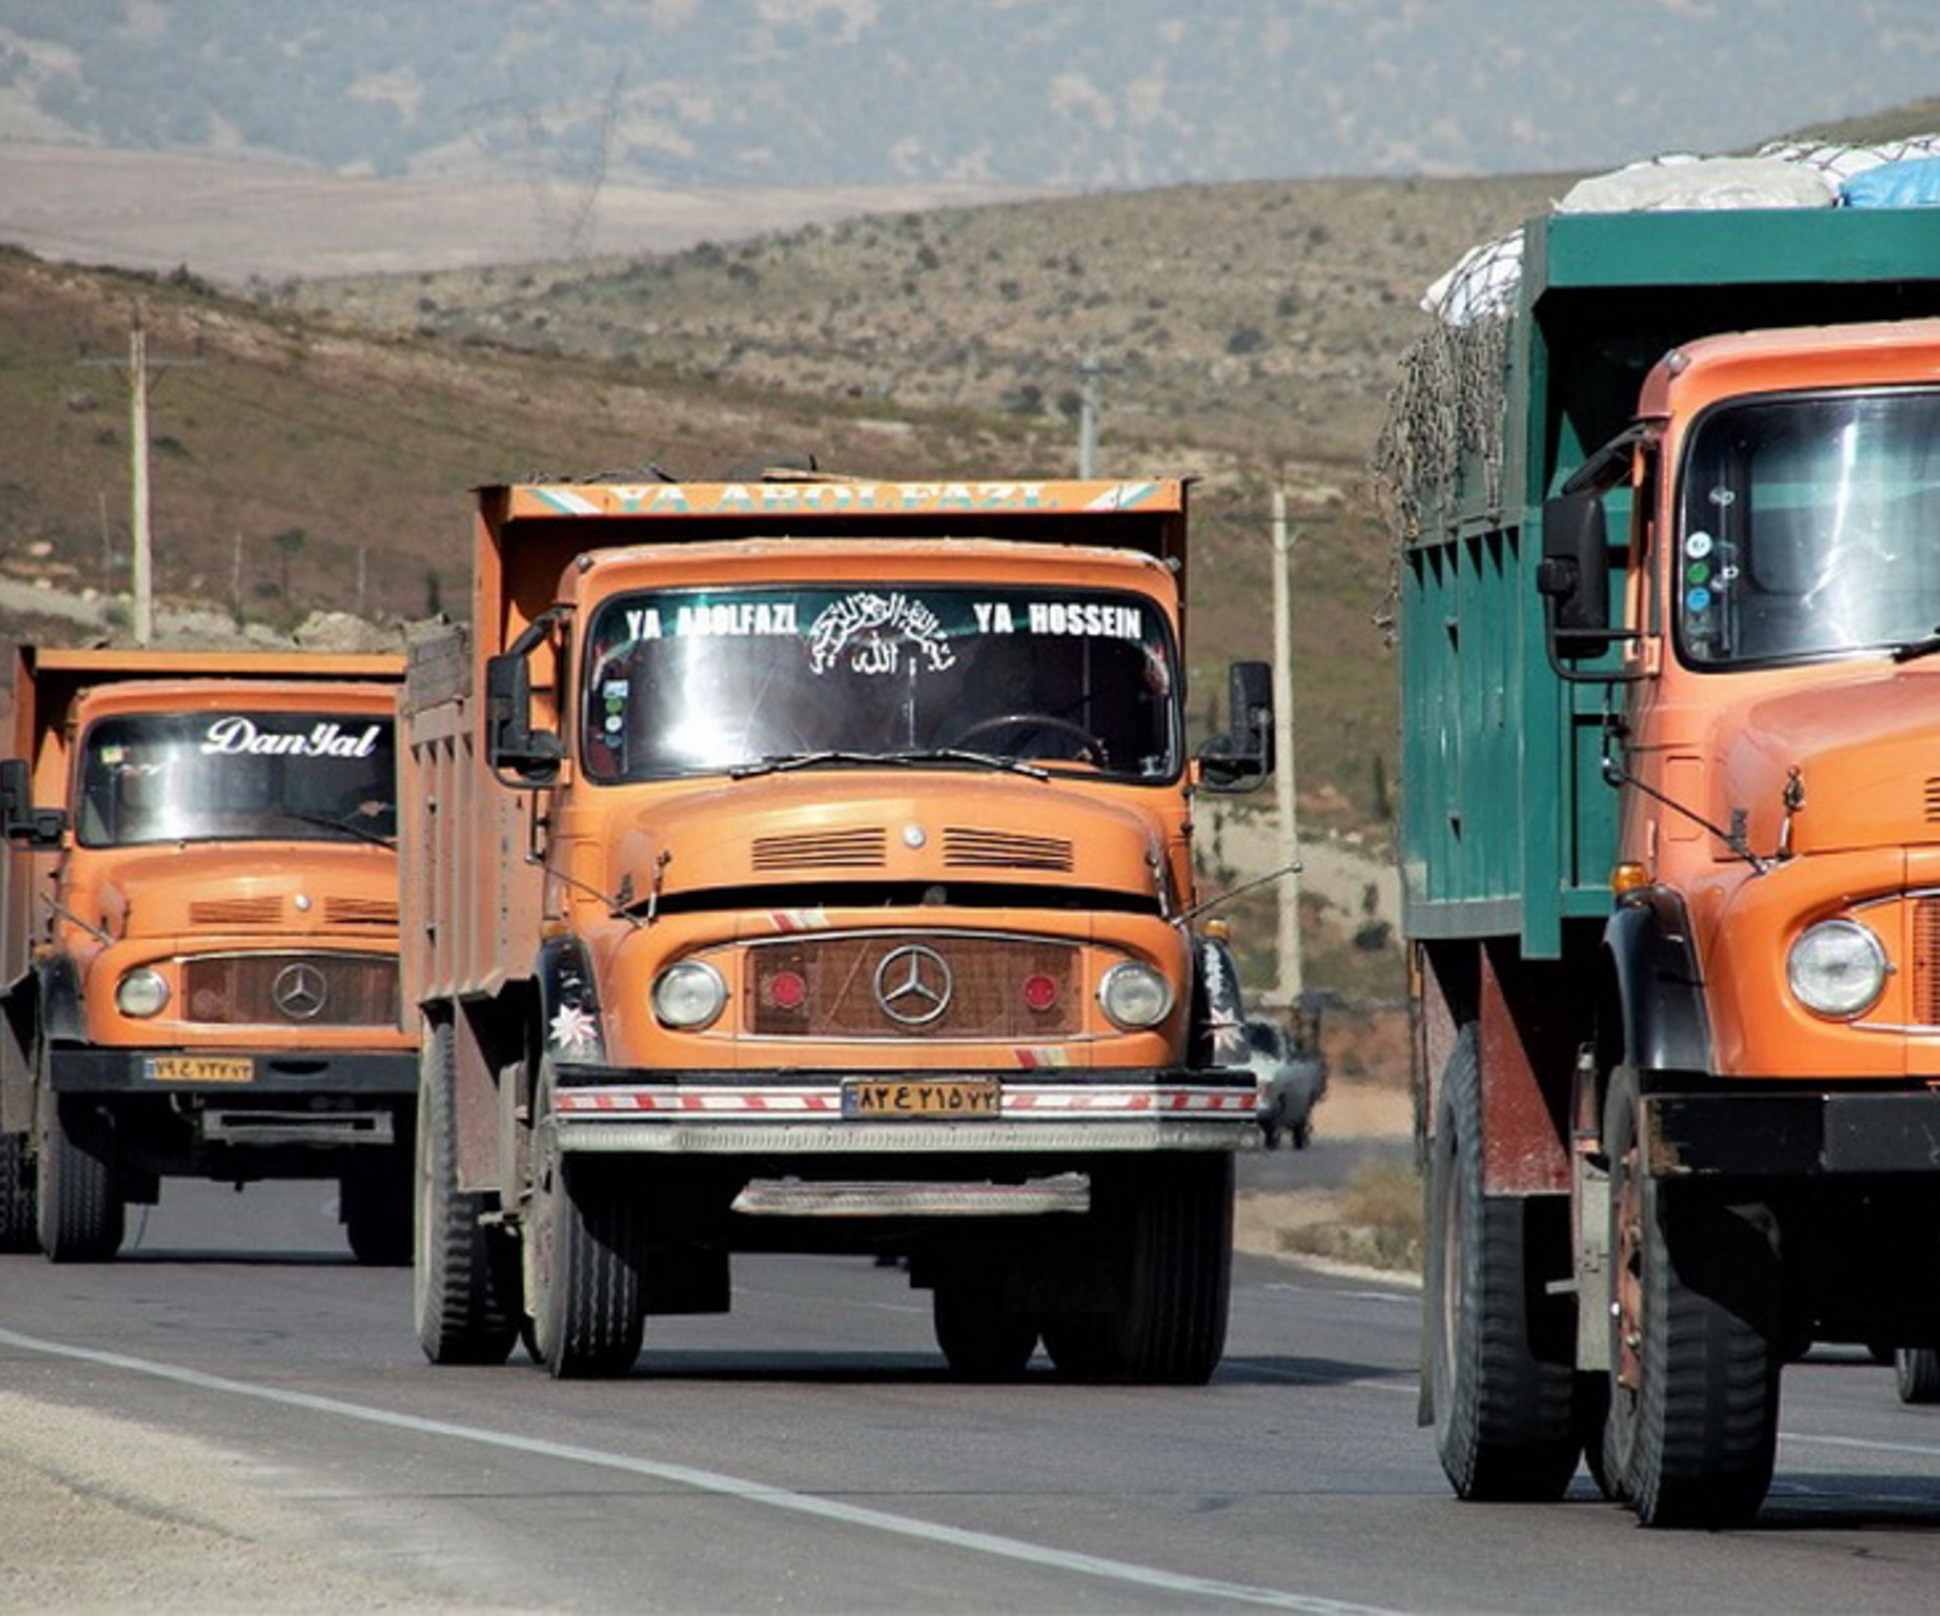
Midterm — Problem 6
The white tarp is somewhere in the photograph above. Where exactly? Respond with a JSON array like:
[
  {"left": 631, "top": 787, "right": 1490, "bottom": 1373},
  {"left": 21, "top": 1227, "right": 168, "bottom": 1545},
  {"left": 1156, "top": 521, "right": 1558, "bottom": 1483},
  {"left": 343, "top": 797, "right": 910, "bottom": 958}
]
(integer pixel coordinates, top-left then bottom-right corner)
[{"left": 1423, "top": 136, "right": 1940, "bottom": 326}]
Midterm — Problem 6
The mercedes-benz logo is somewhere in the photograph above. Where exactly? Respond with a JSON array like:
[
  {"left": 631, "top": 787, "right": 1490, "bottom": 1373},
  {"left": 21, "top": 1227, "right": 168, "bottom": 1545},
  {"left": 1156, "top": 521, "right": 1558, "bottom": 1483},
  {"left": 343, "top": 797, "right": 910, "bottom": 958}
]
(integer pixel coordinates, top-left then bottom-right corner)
[
  {"left": 874, "top": 944, "right": 953, "bottom": 1026},
  {"left": 272, "top": 961, "right": 330, "bottom": 1021}
]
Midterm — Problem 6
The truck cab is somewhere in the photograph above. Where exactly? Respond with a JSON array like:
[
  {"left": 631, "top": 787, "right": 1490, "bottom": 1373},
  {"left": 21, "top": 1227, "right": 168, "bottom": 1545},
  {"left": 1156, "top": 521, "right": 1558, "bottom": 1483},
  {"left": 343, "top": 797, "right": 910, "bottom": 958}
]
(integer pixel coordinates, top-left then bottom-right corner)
[{"left": 0, "top": 648, "right": 413, "bottom": 1262}]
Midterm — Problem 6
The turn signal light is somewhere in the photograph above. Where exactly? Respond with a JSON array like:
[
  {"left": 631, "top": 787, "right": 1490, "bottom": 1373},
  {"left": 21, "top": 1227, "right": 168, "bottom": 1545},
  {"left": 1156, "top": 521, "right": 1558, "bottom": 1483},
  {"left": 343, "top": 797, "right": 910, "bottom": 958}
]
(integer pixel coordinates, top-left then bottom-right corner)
[{"left": 1610, "top": 862, "right": 1651, "bottom": 898}]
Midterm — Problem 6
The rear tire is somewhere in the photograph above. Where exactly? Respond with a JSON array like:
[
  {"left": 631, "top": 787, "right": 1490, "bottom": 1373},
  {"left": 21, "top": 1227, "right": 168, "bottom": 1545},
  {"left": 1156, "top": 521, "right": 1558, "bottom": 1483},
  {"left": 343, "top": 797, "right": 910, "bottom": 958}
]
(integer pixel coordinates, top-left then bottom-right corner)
[
  {"left": 1896, "top": 1347, "right": 1940, "bottom": 1405},
  {"left": 528, "top": 1069, "right": 643, "bottom": 1380},
  {"left": 933, "top": 1272, "right": 1038, "bottom": 1380},
  {"left": 1604, "top": 1065, "right": 1779, "bottom": 1529},
  {"left": 1425, "top": 1025, "right": 1580, "bottom": 1501},
  {"left": 36, "top": 1087, "right": 123, "bottom": 1263},
  {"left": 414, "top": 1017, "right": 518, "bottom": 1365},
  {"left": 1043, "top": 1153, "right": 1233, "bottom": 1385},
  {"left": 0, "top": 1130, "right": 36, "bottom": 1252}
]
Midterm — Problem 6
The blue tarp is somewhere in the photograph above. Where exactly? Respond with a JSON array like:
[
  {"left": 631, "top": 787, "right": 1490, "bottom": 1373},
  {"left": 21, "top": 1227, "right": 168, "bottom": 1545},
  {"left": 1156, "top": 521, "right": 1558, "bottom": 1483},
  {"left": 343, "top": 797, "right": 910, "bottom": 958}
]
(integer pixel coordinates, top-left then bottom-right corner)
[{"left": 1840, "top": 156, "right": 1940, "bottom": 207}]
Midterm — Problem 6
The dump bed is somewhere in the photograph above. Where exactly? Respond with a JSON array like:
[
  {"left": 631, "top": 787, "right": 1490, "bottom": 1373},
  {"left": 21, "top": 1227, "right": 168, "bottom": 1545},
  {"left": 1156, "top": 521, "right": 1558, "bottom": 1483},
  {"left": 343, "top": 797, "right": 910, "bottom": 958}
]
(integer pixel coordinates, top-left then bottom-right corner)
[{"left": 1393, "top": 208, "right": 1940, "bottom": 956}]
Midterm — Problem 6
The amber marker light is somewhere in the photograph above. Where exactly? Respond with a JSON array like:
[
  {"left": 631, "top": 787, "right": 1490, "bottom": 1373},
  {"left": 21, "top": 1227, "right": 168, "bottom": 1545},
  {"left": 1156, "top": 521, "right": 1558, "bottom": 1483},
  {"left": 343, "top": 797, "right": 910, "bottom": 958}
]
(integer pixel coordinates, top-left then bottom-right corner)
[{"left": 1611, "top": 862, "right": 1651, "bottom": 898}]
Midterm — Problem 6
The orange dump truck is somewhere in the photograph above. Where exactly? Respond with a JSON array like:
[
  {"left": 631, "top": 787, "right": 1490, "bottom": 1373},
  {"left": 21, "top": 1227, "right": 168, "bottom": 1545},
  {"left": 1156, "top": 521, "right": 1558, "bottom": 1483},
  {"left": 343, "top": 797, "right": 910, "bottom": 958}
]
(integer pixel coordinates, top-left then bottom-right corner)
[
  {"left": 1391, "top": 207, "right": 1940, "bottom": 1527},
  {"left": 403, "top": 473, "right": 1272, "bottom": 1379},
  {"left": 0, "top": 648, "right": 413, "bottom": 1262}
]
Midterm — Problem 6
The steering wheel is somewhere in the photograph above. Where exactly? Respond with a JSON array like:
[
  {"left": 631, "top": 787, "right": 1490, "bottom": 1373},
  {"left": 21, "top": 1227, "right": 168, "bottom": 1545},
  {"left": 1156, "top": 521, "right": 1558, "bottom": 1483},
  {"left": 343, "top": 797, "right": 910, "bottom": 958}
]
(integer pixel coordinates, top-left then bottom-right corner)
[{"left": 955, "top": 712, "right": 1109, "bottom": 766}]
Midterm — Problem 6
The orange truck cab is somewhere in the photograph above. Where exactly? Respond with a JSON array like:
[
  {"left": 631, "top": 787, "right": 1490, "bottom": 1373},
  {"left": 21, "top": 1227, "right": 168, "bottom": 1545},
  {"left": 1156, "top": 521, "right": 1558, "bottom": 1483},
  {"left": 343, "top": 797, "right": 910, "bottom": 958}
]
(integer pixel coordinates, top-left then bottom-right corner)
[
  {"left": 403, "top": 473, "right": 1273, "bottom": 1380},
  {"left": 0, "top": 648, "right": 413, "bottom": 1263}
]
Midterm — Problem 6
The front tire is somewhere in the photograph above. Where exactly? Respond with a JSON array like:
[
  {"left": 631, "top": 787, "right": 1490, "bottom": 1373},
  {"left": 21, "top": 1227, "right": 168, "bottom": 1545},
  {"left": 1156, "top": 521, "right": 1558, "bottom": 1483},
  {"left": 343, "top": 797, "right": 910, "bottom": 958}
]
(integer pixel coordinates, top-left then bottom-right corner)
[
  {"left": 0, "top": 1129, "right": 36, "bottom": 1252},
  {"left": 414, "top": 1017, "right": 519, "bottom": 1365},
  {"left": 1425, "top": 1024, "right": 1579, "bottom": 1501},
  {"left": 1604, "top": 1065, "right": 1780, "bottom": 1529},
  {"left": 527, "top": 1070, "right": 643, "bottom": 1380},
  {"left": 36, "top": 1086, "right": 123, "bottom": 1263},
  {"left": 1896, "top": 1347, "right": 1940, "bottom": 1405},
  {"left": 1042, "top": 1153, "right": 1233, "bottom": 1385}
]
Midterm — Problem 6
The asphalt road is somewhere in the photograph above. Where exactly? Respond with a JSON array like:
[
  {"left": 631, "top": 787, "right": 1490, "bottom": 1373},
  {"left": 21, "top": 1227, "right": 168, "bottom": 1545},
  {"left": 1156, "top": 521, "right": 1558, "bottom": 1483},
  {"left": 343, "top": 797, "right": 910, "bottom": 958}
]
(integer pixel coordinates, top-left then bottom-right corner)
[{"left": 5, "top": 1171, "right": 1940, "bottom": 1614}]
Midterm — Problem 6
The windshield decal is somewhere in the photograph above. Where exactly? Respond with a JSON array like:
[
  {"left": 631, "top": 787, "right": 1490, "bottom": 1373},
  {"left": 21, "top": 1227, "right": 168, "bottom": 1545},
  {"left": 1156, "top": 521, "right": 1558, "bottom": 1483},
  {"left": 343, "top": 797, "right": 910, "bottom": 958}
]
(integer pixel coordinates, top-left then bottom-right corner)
[
  {"left": 808, "top": 591, "right": 956, "bottom": 677},
  {"left": 1026, "top": 600, "right": 1146, "bottom": 640},
  {"left": 622, "top": 601, "right": 800, "bottom": 639},
  {"left": 199, "top": 718, "right": 383, "bottom": 759}
]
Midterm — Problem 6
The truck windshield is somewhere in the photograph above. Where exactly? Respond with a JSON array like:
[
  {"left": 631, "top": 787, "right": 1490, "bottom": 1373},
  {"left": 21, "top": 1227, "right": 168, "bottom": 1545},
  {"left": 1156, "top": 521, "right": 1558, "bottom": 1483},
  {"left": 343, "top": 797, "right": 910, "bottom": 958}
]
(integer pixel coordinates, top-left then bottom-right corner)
[
  {"left": 76, "top": 712, "right": 397, "bottom": 847},
  {"left": 581, "top": 584, "right": 1180, "bottom": 782},
  {"left": 1677, "top": 388, "right": 1940, "bottom": 667}
]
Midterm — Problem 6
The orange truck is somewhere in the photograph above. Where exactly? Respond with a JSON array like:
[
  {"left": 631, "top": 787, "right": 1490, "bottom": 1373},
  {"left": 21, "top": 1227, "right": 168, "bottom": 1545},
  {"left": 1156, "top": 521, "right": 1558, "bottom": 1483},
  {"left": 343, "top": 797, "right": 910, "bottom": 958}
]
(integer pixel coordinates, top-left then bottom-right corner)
[
  {"left": 402, "top": 472, "right": 1272, "bottom": 1380},
  {"left": 1392, "top": 207, "right": 1940, "bottom": 1527},
  {"left": 0, "top": 647, "right": 413, "bottom": 1263}
]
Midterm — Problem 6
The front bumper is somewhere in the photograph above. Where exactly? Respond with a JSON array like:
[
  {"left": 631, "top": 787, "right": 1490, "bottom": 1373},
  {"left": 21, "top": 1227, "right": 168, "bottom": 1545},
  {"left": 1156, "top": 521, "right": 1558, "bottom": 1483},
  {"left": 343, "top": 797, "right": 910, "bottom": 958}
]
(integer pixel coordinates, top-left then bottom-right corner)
[
  {"left": 45, "top": 1047, "right": 418, "bottom": 1096},
  {"left": 550, "top": 1067, "right": 1259, "bottom": 1154},
  {"left": 1645, "top": 1088, "right": 1940, "bottom": 1177}
]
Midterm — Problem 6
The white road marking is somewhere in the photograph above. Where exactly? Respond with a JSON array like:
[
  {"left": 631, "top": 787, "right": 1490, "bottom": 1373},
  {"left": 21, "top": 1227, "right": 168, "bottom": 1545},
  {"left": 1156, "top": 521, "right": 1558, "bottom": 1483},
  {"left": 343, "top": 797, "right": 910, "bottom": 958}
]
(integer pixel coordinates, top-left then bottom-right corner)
[{"left": 0, "top": 1324, "right": 1401, "bottom": 1615}]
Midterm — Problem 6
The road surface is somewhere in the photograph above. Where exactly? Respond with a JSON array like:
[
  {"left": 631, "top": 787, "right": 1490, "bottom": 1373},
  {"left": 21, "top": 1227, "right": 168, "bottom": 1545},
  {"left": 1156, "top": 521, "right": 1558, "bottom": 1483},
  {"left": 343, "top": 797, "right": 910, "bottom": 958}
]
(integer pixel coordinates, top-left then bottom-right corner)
[{"left": 4, "top": 1170, "right": 1940, "bottom": 1613}]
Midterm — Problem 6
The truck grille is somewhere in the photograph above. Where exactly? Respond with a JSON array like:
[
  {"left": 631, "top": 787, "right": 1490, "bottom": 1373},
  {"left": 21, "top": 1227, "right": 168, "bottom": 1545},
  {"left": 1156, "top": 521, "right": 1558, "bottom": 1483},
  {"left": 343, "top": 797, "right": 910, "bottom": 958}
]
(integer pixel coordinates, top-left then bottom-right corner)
[
  {"left": 180, "top": 953, "right": 399, "bottom": 1028},
  {"left": 746, "top": 933, "right": 1078, "bottom": 1039}
]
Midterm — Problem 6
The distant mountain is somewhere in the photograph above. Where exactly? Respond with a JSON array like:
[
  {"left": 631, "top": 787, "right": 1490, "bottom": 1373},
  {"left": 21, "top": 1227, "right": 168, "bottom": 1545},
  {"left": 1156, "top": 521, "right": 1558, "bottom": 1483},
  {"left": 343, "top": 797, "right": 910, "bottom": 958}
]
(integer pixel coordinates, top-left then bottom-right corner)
[{"left": 4, "top": 0, "right": 1940, "bottom": 198}]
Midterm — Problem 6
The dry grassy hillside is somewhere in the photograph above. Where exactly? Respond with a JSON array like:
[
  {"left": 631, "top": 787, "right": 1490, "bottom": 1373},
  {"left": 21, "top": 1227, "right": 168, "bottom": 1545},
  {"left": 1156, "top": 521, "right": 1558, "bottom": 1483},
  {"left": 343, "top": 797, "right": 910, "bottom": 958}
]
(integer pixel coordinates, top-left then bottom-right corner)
[{"left": 10, "top": 104, "right": 1931, "bottom": 998}]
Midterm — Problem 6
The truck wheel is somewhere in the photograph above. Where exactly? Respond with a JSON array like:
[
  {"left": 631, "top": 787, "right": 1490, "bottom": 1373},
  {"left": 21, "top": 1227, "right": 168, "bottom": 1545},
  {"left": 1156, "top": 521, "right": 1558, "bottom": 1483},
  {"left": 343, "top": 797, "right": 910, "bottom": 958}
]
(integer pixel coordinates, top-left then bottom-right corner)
[
  {"left": 1896, "top": 1347, "right": 1940, "bottom": 1404},
  {"left": 0, "top": 1131, "right": 36, "bottom": 1253},
  {"left": 36, "top": 1088, "right": 124, "bottom": 1263},
  {"left": 342, "top": 1148, "right": 414, "bottom": 1267},
  {"left": 1604, "top": 1065, "right": 1779, "bottom": 1528},
  {"left": 528, "top": 1080, "right": 643, "bottom": 1379},
  {"left": 1425, "top": 1025, "right": 1579, "bottom": 1501},
  {"left": 932, "top": 1272, "right": 1038, "bottom": 1379},
  {"left": 414, "top": 1018, "right": 518, "bottom": 1364},
  {"left": 1043, "top": 1153, "right": 1233, "bottom": 1385}
]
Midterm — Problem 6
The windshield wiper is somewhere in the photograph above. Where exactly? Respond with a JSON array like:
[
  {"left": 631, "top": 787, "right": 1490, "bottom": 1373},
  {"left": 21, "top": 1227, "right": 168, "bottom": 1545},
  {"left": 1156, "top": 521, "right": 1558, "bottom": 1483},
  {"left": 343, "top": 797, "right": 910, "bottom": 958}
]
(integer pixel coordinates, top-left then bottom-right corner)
[
  {"left": 728, "top": 750, "right": 902, "bottom": 779},
  {"left": 1893, "top": 628, "right": 1940, "bottom": 664},
  {"left": 272, "top": 808, "right": 397, "bottom": 848},
  {"left": 728, "top": 749, "right": 1048, "bottom": 781},
  {"left": 883, "top": 748, "right": 1049, "bottom": 779}
]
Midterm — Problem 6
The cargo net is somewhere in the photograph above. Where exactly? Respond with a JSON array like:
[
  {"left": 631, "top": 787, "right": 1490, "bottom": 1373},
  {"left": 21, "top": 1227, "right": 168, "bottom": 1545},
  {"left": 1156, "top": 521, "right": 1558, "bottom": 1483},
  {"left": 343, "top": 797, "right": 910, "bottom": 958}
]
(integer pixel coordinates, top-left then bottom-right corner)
[
  {"left": 1368, "top": 288, "right": 1512, "bottom": 551},
  {"left": 1754, "top": 131, "right": 1940, "bottom": 179}
]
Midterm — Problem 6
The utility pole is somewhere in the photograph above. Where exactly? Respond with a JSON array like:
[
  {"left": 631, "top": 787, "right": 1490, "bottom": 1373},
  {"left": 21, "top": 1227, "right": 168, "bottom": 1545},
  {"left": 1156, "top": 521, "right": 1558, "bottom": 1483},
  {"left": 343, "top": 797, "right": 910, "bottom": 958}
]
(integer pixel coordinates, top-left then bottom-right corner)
[
  {"left": 1078, "top": 353, "right": 1100, "bottom": 477},
  {"left": 1272, "top": 487, "right": 1303, "bottom": 1005},
  {"left": 82, "top": 305, "right": 198, "bottom": 645},
  {"left": 128, "top": 316, "right": 152, "bottom": 644}
]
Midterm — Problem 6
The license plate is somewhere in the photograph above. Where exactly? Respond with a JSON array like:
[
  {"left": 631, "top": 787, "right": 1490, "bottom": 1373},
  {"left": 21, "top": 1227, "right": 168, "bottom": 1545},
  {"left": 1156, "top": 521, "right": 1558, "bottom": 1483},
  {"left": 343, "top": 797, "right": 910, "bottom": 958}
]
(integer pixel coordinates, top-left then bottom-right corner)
[
  {"left": 842, "top": 1077, "right": 1002, "bottom": 1119},
  {"left": 145, "top": 1055, "right": 256, "bottom": 1084}
]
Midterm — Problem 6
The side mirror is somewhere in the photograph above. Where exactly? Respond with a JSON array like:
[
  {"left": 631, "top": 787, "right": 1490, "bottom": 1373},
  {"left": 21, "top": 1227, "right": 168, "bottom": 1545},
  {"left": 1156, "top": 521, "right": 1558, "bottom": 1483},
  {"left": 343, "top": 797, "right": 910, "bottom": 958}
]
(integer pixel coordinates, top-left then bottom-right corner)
[
  {"left": 1197, "top": 660, "right": 1273, "bottom": 791},
  {"left": 0, "top": 758, "right": 65, "bottom": 847},
  {"left": 485, "top": 651, "right": 564, "bottom": 785},
  {"left": 1538, "top": 490, "right": 1614, "bottom": 657}
]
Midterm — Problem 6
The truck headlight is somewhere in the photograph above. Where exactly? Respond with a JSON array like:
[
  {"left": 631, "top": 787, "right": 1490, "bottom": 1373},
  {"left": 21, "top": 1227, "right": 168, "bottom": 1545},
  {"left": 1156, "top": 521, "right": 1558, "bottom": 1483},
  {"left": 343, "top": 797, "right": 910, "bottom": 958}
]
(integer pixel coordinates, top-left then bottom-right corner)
[
  {"left": 115, "top": 968, "right": 170, "bottom": 1018},
  {"left": 652, "top": 959, "right": 727, "bottom": 1029},
  {"left": 1788, "top": 919, "right": 1887, "bottom": 1019},
  {"left": 1097, "top": 961, "right": 1174, "bottom": 1029}
]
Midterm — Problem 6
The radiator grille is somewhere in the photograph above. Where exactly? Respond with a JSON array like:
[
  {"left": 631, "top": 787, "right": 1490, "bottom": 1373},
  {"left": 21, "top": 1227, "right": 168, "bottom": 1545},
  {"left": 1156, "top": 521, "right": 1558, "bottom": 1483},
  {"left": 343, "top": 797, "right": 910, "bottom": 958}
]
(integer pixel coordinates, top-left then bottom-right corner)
[
  {"left": 1927, "top": 779, "right": 1940, "bottom": 823},
  {"left": 180, "top": 953, "right": 399, "bottom": 1028},
  {"left": 747, "top": 934, "right": 1078, "bottom": 1038}
]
